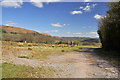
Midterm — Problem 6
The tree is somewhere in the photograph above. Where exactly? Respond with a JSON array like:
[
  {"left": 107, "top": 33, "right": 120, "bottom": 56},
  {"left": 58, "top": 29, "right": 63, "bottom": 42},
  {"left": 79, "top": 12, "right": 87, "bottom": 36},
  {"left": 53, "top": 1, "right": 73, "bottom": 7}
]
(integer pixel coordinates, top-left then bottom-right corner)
[
  {"left": 97, "top": 2, "right": 120, "bottom": 51},
  {"left": 73, "top": 40, "right": 81, "bottom": 46}
]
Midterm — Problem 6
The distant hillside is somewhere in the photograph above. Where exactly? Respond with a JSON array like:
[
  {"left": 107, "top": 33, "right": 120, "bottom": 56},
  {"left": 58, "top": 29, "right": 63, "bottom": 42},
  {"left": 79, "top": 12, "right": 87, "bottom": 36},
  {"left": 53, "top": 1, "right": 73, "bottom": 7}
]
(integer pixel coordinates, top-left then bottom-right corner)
[
  {"left": 61, "top": 37, "right": 100, "bottom": 43},
  {"left": 2, "top": 25, "right": 51, "bottom": 36},
  {"left": 1, "top": 25, "right": 99, "bottom": 43},
  {"left": 1, "top": 25, "right": 61, "bottom": 43}
]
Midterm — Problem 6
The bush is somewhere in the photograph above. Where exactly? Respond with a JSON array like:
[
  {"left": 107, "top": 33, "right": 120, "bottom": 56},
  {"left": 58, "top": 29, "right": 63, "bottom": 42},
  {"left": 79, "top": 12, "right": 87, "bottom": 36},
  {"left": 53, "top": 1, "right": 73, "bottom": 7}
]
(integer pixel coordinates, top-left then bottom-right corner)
[
  {"left": 61, "top": 50, "right": 65, "bottom": 52},
  {"left": 17, "top": 43, "right": 24, "bottom": 47},
  {"left": 28, "top": 47, "right": 32, "bottom": 50},
  {"left": 27, "top": 43, "right": 32, "bottom": 46}
]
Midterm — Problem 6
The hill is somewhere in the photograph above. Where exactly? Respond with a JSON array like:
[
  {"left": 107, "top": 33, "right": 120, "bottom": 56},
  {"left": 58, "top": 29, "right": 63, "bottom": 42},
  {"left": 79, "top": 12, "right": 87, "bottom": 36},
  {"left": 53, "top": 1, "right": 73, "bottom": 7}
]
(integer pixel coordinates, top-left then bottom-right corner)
[
  {"left": 1, "top": 25, "right": 99, "bottom": 43},
  {"left": 61, "top": 37, "right": 100, "bottom": 43},
  {"left": 2, "top": 25, "right": 51, "bottom": 36},
  {"left": 1, "top": 25, "right": 61, "bottom": 43}
]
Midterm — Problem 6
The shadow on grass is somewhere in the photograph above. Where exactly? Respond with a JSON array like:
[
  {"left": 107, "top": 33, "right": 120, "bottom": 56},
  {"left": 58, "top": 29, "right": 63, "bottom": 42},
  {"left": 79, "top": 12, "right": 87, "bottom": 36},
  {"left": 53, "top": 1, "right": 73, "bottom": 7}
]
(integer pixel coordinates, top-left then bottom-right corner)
[
  {"left": 94, "top": 48, "right": 120, "bottom": 71},
  {"left": 77, "top": 48, "right": 96, "bottom": 53}
]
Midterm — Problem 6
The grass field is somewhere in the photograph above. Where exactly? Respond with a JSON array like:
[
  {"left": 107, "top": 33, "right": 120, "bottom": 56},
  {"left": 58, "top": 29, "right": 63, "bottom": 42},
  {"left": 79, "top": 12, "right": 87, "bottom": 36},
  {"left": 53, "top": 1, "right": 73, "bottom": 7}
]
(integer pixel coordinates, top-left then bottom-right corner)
[
  {"left": 2, "top": 62, "right": 56, "bottom": 78},
  {"left": 2, "top": 41, "right": 100, "bottom": 60},
  {"left": 2, "top": 41, "right": 101, "bottom": 78}
]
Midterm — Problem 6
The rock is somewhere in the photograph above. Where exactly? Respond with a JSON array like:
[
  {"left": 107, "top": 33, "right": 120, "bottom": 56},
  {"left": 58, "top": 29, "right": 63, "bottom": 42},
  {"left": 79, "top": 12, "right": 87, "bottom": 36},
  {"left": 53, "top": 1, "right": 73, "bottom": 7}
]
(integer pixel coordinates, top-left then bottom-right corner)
[{"left": 93, "top": 73, "right": 96, "bottom": 75}]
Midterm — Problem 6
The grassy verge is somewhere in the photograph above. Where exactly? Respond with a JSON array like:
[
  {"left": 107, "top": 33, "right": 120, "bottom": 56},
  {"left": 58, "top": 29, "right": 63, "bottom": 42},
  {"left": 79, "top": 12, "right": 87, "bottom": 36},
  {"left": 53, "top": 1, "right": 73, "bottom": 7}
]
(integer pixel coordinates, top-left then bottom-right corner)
[
  {"left": 2, "top": 41, "right": 100, "bottom": 60},
  {"left": 94, "top": 48, "right": 120, "bottom": 67},
  {"left": 2, "top": 62, "right": 55, "bottom": 78},
  {"left": 23, "top": 46, "right": 83, "bottom": 60}
]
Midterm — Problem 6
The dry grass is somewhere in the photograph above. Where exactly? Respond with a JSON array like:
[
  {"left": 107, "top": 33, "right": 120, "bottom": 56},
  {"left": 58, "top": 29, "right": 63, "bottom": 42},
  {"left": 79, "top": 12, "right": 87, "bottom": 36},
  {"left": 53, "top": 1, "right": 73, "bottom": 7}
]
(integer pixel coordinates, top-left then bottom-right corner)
[
  {"left": 2, "top": 41, "right": 100, "bottom": 60},
  {"left": 2, "top": 41, "right": 101, "bottom": 78}
]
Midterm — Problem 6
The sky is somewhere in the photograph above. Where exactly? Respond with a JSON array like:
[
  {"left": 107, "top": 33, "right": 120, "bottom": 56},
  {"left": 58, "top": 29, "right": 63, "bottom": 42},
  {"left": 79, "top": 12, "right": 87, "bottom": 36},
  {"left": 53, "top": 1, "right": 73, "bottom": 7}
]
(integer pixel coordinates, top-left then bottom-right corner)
[{"left": 0, "top": 0, "right": 109, "bottom": 38}]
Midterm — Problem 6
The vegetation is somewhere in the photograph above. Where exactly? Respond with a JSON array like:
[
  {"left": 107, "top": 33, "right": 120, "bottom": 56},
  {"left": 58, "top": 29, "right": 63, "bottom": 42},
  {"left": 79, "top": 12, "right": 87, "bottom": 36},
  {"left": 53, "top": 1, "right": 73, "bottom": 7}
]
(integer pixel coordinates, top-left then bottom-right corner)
[
  {"left": 97, "top": 2, "right": 120, "bottom": 52},
  {"left": 61, "top": 37, "right": 100, "bottom": 43},
  {"left": 1, "top": 25, "right": 62, "bottom": 43},
  {"left": 94, "top": 48, "right": 120, "bottom": 67},
  {"left": 1, "top": 19, "right": 101, "bottom": 78},
  {"left": 2, "top": 41, "right": 100, "bottom": 78},
  {"left": 1, "top": 25, "right": 100, "bottom": 44},
  {"left": 2, "top": 62, "right": 55, "bottom": 78},
  {"left": 2, "top": 41, "right": 100, "bottom": 60}
]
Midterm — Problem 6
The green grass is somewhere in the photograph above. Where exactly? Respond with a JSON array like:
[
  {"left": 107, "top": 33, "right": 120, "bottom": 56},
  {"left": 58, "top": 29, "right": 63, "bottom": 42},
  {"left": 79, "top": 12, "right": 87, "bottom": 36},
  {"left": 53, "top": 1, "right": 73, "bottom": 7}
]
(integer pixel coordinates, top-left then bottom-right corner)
[
  {"left": 27, "top": 46, "right": 82, "bottom": 60},
  {"left": 94, "top": 48, "right": 120, "bottom": 67},
  {"left": 2, "top": 62, "right": 55, "bottom": 78},
  {"left": 26, "top": 45, "right": 100, "bottom": 60},
  {"left": 2, "top": 41, "right": 100, "bottom": 60},
  {"left": 2, "top": 41, "right": 18, "bottom": 47},
  {"left": 2, "top": 41, "right": 101, "bottom": 78}
]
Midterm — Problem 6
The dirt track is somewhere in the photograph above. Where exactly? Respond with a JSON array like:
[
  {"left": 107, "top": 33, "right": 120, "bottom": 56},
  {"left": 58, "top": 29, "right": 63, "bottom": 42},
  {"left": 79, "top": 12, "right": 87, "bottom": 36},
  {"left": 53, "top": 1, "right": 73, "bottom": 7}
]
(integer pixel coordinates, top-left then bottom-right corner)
[
  {"left": 45, "top": 48, "right": 119, "bottom": 78},
  {"left": 3, "top": 48, "right": 119, "bottom": 78}
]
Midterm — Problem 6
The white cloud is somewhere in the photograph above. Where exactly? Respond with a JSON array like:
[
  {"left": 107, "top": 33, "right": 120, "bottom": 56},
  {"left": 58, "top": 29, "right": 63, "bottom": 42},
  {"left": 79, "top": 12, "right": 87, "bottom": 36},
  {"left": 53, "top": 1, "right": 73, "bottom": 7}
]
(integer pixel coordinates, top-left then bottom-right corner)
[
  {"left": 30, "top": 0, "right": 60, "bottom": 8},
  {"left": 73, "top": 33, "right": 81, "bottom": 35},
  {"left": 92, "top": 3, "right": 97, "bottom": 8},
  {"left": 30, "top": 0, "right": 61, "bottom": 2},
  {"left": 88, "top": 31, "right": 98, "bottom": 37},
  {"left": 63, "top": 24, "right": 66, "bottom": 26},
  {"left": 94, "top": 14, "right": 102, "bottom": 19},
  {"left": 71, "top": 11, "right": 82, "bottom": 15},
  {"left": 79, "top": 3, "right": 97, "bottom": 12},
  {"left": 51, "top": 23, "right": 66, "bottom": 27},
  {"left": 0, "top": 0, "right": 61, "bottom": 8},
  {"left": 51, "top": 23, "right": 62, "bottom": 27},
  {"left": 31, "top": 2, "right": 43, "bottom": 8},
  {"left": 83, "top": 5, "right": 90, "bottom": 11},
  {"left": 5, "top": 21, "right": 17, "bottom": 26},
  {"left": 51, "top": 30, "right": 59, "bottom": 32},
  {"left": 80, "top": 7, "right": 84, "bottom": 9},
  {"left": 89, "top": 32, "right": 97, "bottom": 34},
  {"left": 84, "top": 0, "right": 92, "bottom": 2},
  {"left": 0, "top": 0, "right": 23, "bottom": 8}
]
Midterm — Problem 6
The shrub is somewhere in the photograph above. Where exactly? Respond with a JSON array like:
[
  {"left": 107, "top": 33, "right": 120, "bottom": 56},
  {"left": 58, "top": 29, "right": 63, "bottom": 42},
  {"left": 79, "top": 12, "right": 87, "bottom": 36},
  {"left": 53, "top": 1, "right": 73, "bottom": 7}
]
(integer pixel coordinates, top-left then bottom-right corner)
[
  {"left": 27, "top": 43, "right": 32, "bottom": 46},
  {"left": 17, "top": 43, "right": 24, "bottom": 47},
  {"left": 28, "top": 47, "right": 32, "bottom": 50},
  {"left": 61, "top": 50, "right": 65, "bottom": 52}
]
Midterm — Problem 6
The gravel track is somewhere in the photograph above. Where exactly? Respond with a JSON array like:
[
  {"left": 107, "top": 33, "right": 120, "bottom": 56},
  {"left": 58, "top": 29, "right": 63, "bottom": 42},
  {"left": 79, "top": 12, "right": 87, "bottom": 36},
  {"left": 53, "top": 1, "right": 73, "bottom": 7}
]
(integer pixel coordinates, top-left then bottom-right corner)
[{"left": 2, "top": 48, "right": 119, "bottom": 78}]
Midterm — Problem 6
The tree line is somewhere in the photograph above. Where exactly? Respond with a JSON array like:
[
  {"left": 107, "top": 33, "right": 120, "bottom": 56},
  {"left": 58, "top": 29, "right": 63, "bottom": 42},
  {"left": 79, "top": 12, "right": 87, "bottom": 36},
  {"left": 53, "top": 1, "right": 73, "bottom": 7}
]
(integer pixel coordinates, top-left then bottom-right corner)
[{"left": 97, "top": 2, "right": 120, "bottom": 52}]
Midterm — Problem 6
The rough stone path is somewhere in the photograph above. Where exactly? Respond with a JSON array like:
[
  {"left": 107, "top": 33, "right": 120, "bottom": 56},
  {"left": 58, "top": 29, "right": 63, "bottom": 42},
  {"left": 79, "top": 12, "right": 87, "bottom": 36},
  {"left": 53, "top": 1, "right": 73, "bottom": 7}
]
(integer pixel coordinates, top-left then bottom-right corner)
[
  {"left": 3, "top": 48, "right": 119, "bottom": 78},
  {"left": 44, "top": 48, "right": 119, "bottom": 78}
]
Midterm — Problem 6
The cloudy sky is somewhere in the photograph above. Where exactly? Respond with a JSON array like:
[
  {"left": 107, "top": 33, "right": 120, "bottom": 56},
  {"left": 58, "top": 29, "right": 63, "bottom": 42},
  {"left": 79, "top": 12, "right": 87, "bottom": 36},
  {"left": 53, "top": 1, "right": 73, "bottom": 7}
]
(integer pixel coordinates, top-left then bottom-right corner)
[{"left": 1, "top": 0, "right": 110, "bottom": 38}]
